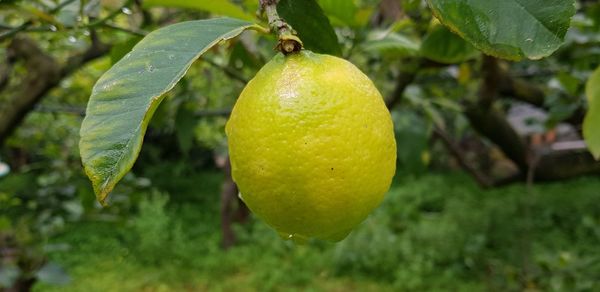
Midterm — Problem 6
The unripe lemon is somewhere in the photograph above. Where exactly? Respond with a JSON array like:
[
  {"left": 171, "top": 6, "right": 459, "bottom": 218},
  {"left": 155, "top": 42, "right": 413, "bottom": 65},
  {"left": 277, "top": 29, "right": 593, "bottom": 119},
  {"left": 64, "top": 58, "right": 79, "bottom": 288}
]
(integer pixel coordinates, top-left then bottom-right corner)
[{"left": 225, "top": 50, "right": 396, "bottom": 242}]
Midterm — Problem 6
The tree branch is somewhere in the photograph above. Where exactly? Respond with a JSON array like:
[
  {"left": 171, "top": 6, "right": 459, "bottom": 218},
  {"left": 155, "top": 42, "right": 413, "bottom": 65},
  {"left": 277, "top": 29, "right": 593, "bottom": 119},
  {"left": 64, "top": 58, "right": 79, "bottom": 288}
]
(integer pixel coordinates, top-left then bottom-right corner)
[
  {"left": 0, "top": 54, "right": 12, "bottom": 92},
  {"left": 385, "top": 69, "right": 417, "bottom": 109},
  {"left": 0, "top": 36, "right": 110, "bottom": 145},
  {"left": 433, "top": 126, "right": 494, "bottom": 188},
  {"left": 0, "top": 0, "right": 78, "bottom": 42},
  {"left": 464, "top": 56, "right": 530, "bottom": 172}
]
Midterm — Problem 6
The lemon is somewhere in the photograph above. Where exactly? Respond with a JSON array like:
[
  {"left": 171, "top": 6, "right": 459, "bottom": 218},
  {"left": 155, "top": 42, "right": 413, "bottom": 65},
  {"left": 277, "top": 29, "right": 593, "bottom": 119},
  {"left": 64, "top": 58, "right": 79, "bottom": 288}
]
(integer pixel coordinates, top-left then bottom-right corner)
[{"left": 225, "top": 50, "right": 396, "bottom": 242}]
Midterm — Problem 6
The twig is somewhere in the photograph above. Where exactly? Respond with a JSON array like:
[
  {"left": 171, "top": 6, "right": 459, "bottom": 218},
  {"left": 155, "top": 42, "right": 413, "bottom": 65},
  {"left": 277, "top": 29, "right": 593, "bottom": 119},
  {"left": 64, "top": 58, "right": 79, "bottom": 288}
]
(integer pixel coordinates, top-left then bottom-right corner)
[
  {"left": 433, "top": 126, "right": 494, "bottom": 188},
  {"left": 0, "top": 0, "right": 134, "bottom": 41},
  {"left": 0, "top": 104, "right": 233, "bottom": 118},
  {"left": 259, "top": 0, "right": 302, "bottom": 54},
  {"left": 202, "top": 58, "right": 249, "bottom": 84},
  {"left": 385, "top": 68, "right": 418, "bottom": 109},
  {"left": 101, "top": 23, "right": 147, "bottom": 37},
  {"left": 86, "top": 0, "right": 134, "bottom": 29},
  {"left": 0, "top": 0, "right": 78, "bottom": 42},
  {"left": 0, "top": 21, "right": 32, "bottom": 42},
  {"left": 0, "top": 36, "right": 110, "bottom": 145}
]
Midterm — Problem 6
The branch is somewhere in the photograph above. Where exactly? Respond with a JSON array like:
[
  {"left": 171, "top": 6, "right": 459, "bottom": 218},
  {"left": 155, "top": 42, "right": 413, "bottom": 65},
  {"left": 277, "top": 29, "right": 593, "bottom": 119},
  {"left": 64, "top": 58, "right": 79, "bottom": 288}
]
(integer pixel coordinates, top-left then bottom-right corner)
[
  {"left": 0, "top": 21, "right": 31, "bottom": 42},
  {"left": 0, "top": 0, "right": 78, "bottom": 42},
  {"left": 499, "top": 76, "right": 545, "bottom": 107},
  {"left": 465, "top": 56, "right": 530, "bottom": 172},
  {"left": 86, "top": 0, "right": 135, "bottom": 29},
  {"left": 385, "top": 69, "right": 417, "bottom": 109},
  {"left": 0, "top": 36, "right": 110, "bottom": 145},
  {"left": 259, "top": 0, "right": 302, "bottom": 54},
  {"left": 433, "top": 126, "right": 494, "bottom": 188},
  {"left": 62, "top": 31, "right": 110, "bottom": 76},
  {"left": 385, "top": 59, "right": 449, "bottom": 109},
  {"left": 0, "top": 54, "right": 12, "bottom": 92},
  {"left": 202, "top": 58, "right": 249, "bottom": 84},
  {"left": 101, "top": 23, "right": 148, "bottom": 37}
]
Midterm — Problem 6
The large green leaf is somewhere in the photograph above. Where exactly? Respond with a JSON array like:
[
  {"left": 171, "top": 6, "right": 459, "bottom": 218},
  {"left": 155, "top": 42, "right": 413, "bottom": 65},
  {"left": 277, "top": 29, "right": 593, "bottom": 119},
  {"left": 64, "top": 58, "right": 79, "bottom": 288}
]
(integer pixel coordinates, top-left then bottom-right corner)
[
  {"left": 317, "top": 0, "right": 357, "bottom": 27},
  {"left": 79, "top": 18, "right": 258, "bottom": 204},
  {"left": 362, "top": 32, "right": 420, "bottom": 58},
  {"left": 426, "top": 0, "right": 576, "bottom": 60},
  {"left": 277, "top": 0, "right": 342, "bottom": 56},
  {"left": 584, "top": 67, "right": 600, "bottom": 159},
  {"left": 420, "top": 24, "right": 479, "bottom": 64},
  {"left": 143, "top": 0, "right": 254, "bottom": 21}
]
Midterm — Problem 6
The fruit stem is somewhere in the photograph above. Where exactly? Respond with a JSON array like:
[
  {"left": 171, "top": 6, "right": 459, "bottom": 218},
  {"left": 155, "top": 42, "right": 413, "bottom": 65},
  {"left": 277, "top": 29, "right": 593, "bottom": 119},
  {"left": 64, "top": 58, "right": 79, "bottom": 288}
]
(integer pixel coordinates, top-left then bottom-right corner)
[{"left": 260, "top": 0, "right": 303, "bottom": 54}]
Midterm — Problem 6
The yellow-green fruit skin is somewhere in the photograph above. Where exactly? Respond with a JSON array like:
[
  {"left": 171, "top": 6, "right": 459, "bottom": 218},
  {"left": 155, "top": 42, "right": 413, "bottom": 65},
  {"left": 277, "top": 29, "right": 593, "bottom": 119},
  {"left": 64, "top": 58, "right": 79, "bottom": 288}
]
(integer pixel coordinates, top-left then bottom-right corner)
[{"left": 225, "top": 50, "right": 396, "bottom": 241}]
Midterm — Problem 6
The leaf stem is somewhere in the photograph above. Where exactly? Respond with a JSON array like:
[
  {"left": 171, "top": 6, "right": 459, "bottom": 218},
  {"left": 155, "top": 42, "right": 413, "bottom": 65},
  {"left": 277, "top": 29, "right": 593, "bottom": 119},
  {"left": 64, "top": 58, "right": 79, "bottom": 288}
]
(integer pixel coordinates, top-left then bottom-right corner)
[{"left": 259, "top": 0, "right": 302, "bottom": 54}]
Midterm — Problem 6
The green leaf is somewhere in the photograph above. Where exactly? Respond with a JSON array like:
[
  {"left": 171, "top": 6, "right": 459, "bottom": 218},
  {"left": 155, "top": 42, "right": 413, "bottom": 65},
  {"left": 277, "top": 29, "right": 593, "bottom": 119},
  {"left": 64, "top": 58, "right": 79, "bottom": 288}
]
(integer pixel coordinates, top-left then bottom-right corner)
[
  {"left": 362, "top": 32, "right": 420, "bottom": 58},
  {"left": 317, "top": 0, "right": 358, "bottom": 27},
  {"left": 584, "top": 67, "right": 600, "bottom": 159},
  {"left": 143, "top": 0, "right": 254, "bottom": 21},
  {"left": 277, "top": 0, "right": 342, "bottom": 56},
  {"left": 175, "top": 105, "right": 196, "bottom": 154},
  {"left": 426, "top": 0, "right": 576, "bottom": 60},
  {"left": 420, "top": 24, "right": 479, "bottom": 64},
  {"left": 109, "top": 36, "right": 143, "bottom": 65},
  {"left": 79, "top": 18, "right": 258, "bottom": 204}
]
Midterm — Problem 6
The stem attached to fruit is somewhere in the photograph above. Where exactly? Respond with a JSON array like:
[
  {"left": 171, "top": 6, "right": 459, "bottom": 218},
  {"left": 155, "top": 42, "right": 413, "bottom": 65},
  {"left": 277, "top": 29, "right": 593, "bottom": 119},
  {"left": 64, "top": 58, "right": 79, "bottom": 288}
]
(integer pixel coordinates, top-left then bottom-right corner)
[{"left": 259, "top": 0, "right": 303, "bottom": 54}]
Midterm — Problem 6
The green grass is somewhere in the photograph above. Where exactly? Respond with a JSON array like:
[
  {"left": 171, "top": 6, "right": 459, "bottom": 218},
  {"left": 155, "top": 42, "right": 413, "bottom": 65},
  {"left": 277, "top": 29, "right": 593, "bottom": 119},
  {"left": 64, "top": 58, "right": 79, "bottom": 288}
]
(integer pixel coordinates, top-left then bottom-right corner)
[{"left": 34, "top": 173, "right": 600, "bottom": 291}]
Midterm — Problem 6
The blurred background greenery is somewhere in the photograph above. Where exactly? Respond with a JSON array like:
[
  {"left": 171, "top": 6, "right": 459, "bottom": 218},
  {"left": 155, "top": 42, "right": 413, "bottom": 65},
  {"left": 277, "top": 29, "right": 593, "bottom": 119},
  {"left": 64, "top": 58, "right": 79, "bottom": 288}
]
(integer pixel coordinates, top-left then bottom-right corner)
[{"left": 1, "top": 0, "right": 599, "bottom": 291}]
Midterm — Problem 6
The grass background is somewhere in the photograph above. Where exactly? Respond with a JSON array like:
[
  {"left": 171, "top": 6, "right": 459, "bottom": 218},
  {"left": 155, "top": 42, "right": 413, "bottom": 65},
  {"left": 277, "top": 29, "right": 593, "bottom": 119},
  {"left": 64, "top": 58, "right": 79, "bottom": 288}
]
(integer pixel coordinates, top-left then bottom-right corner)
[{"left": 33, "top": 173, "right": 600, "bottom": 291}]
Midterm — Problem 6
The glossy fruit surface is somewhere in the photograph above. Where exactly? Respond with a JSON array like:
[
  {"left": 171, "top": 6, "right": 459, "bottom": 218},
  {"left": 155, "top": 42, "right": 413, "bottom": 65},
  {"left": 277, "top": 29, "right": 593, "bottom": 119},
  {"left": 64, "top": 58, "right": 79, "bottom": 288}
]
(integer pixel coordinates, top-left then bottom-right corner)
[{"left": 226, "top": 50, "right": 396, "bottom": 241}]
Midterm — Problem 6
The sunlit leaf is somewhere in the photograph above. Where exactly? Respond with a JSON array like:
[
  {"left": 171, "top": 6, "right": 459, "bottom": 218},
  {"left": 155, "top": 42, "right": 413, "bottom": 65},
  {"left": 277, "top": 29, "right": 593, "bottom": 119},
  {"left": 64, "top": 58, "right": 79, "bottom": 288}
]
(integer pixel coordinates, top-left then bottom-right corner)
[
  {"left": 317, "top": 0, "right": 358, "bottom": 27},
  {"left": 426, "top": 0, "right": 576, "bottom": 60},
  {"left": 80, "top": 18, "right": 259, "bottom": 204},
  {"left": 362, "top": 32, "right": 420, "bottom": 58}
]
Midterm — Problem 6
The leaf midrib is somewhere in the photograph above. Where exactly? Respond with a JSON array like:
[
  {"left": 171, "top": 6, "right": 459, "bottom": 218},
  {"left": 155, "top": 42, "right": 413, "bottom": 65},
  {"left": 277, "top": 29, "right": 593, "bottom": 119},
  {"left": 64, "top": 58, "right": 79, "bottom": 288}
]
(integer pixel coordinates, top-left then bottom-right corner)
[{"left": 96, "top": 24, "right": 253, "bottom": 199}]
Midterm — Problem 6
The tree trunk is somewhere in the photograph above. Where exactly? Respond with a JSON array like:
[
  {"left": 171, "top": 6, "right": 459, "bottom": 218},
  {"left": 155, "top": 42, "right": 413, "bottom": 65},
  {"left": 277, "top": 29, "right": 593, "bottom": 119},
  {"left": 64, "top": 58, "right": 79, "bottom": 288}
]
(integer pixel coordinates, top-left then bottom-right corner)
[{"left": 218, "top": 155, "right": 249, "bottom": 249}]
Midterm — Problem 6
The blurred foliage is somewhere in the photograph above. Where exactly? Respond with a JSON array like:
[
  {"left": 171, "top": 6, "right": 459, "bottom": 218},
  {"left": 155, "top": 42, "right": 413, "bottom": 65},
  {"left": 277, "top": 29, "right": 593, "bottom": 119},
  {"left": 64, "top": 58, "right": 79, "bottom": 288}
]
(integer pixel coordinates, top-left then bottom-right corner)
[
  {"left": 0, "top": 0, "right": 599, "bottom": 290},
  {"left": 28, "top": 173, "right": 600, "bottom": 291}
]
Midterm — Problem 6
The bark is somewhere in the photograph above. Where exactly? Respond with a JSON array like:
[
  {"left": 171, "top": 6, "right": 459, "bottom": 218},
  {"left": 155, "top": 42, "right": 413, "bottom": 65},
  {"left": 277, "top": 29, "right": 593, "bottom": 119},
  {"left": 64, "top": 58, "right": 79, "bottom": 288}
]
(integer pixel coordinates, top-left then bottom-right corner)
[
  {"left": 433, "top": 126, "right": 494, "bottom": 188},
  {"left": 0, "top": 54, "right": 11, "bottom": 91},
  {"left": 0, "top": 35, "right": 110, "bottom": 146},
  {"left": 0, "top": 38, "right": 61, "bottom": 146},
  {"left": 499, "top": 76, "right": 545, "bottom": 107},
  {"left": 466, "top": 56, "right": 530, "bottom": 172},
  {"left": 465, "top": 104, "right": 530, "bottom": 172},
  {"left": 6, "top": 278, "right": 36, "bottom": 292},
  {"left": 385, "top": 69, "right": 417, "bottom": 109}
]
